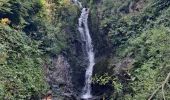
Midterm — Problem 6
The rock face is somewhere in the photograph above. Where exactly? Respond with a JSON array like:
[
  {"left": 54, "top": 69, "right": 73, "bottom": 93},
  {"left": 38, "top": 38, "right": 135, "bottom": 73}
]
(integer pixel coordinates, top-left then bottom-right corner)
[
  {"left": 45, "top": 55, "right": 75, "bottom": 100},
  {"left": 52, "top": 55, "right": 72, "bottom": 90}
]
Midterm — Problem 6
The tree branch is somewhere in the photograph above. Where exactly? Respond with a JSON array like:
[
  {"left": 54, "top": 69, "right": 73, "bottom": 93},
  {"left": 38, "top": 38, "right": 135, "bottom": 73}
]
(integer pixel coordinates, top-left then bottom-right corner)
[
  {"left": 148, "top": 72, "right": 170, "bottom": 100},
  {"left": 166, "top": 83, "right": 170, "bottom": 89}
]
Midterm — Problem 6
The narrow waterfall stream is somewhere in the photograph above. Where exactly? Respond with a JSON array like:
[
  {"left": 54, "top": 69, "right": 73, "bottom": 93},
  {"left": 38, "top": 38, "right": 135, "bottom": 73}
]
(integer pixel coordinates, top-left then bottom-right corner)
[
  {"left": 73, "top": 0, "right": 95, "bottom": 99},
  {"left": 78, "top": 8, "right": 95, "bottom": 99}
]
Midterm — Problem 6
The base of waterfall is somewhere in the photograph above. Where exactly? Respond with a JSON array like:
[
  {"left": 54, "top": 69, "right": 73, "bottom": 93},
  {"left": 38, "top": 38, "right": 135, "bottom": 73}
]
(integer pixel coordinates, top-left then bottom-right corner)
[
  {"left": 81, "top": 95, "right": 102, "bottom": 100},
  {"left": 81, "top": 93, "right": 92, "bottom": 100}
]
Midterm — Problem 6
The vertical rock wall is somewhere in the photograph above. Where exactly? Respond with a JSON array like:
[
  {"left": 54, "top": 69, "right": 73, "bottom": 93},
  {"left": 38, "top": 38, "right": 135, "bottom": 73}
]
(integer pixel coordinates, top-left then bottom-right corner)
[{"left": 45, "top": 55, "right": 76, "bottom": 100}]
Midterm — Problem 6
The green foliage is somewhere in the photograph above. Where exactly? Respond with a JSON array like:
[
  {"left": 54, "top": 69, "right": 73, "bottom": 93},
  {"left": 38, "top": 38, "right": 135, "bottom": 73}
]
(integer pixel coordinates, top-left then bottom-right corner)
[
  {"left": 0, "top": 24, "right": 48, "bottom": 99},
  {"left": 31, "top": 0, "right": 79, "bottom": 55},
  {"left": 0, "top": 0, "right": 11, "bottom": 14},
  {"left": 0, "top": 0, "right": 42, "bottom": 28},
  {"left": 0, "top": 0, "right": 79, "bottom": 99},
  {"left": 122, "top": 27, "right": 170, "bottom": 99},
  {"left": 128, "top": 62, "right": 158, "bottom": 99},
  {"left": 91, "top": 0, "right": 170, "bottom": 99},
  {"left": 93, "top": 73, "right": 112, "bottom": 85}
]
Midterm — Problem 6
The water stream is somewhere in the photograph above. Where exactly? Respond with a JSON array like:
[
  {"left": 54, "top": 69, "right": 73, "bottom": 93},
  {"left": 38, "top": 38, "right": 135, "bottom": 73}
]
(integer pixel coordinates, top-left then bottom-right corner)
[{"left": 73, "top": 0, "right": 95, "bottom": 99}]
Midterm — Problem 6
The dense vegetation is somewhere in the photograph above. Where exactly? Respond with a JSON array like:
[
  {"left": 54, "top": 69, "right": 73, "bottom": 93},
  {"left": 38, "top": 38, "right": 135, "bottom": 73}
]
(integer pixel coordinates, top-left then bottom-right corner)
[
  {"left": 0, "top": 0, "right": 78, "bottom": 99},
  {"left": 0, "top": 0, "right": 170, "bottom": 99},
  {"left": 89, "top": 0, "right": 170, "bottom": 99}
]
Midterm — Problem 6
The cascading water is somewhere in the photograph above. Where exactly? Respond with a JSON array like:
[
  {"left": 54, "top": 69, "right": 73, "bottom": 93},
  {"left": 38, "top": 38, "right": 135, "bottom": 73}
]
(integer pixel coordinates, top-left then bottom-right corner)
[
  {"left": 73, "top": 0, "right": 95, "bottom": 99},
  {"left": 78, "top": 8, "right": 95, "bottom": 99},
  {"left": 72, "top": 0, "right": 82, "bottom": 8}
]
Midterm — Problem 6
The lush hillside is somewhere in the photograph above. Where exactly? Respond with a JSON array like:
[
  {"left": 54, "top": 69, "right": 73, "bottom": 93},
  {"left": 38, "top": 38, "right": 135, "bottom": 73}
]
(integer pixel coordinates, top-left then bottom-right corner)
[
  {"left": 89, "top": 0, "right": 170, "bottom": 99},
  {"left": 0, "top": 0, "right": 170, "bottom": 99},
  {"left": 0, "top": 0, "right": 78, "bottom": 99}
]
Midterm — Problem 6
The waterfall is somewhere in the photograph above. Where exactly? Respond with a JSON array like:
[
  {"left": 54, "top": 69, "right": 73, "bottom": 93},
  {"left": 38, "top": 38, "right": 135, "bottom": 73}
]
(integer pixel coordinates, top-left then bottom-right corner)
[
  {"left": 72, "top": 0, "right": 82, "bottom": 8},
  {"left": 73, "top": 0, "right": 95, "bottom": 99},
  {"left": 78, "top": 7, "right": 95, "bottom": 100}
]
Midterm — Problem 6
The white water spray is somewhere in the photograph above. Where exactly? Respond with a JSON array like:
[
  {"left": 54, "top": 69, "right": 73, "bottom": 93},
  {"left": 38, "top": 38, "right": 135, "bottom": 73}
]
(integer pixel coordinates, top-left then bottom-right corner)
[
  {"left": 74, "top": 0, "right": 95, "bottom": 99},
  {"left": 78, "top": 8, "right": 95, "bottom": 99},
  {"left": 72, "top": 0, "right": 82, "bottom": 8}
]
